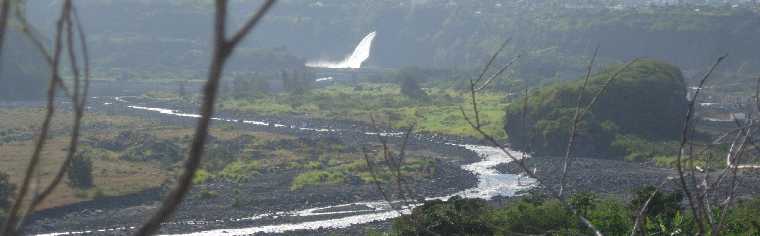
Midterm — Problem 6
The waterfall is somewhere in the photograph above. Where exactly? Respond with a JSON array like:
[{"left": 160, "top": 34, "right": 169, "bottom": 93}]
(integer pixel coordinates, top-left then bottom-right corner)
[{"left": 306, "top": 31, "right": 376, "bottom": 69}]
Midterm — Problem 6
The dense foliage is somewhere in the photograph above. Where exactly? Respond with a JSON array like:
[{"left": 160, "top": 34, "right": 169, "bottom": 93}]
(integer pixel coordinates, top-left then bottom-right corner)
[
  {"left": 504, "top": 60, "right": 688, "bottom": 157},
  {"left": 23, "top": 1, "right": 760, "bottom": 80},
  {"left": 67, "top": 149, "right": 95, "bottom": 189},
  {"left": 0, "top": 172, "right": 14, "bottom": 222},
  {"left": 399, "top": 70, "right": 429, "bottom": 101},
  {"left": 392, "top": 189, "right": 760, "bottom": 235}
]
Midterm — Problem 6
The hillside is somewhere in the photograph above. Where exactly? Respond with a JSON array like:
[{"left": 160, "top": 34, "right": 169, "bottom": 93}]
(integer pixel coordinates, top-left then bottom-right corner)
[
  {"left": 22, "top": 1, "right": 760, "bottom": 78},
  {"left": 0, "top": 29, "right": 49, "bottom": 101},
  {"left": 504, "top": 59, "right": 688, "bottom": 157}
]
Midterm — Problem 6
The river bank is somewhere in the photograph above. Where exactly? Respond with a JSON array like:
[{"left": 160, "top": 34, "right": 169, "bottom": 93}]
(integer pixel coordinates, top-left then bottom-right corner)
[{"left": 23, "top": 96, "right": 497, "bottom": 235}]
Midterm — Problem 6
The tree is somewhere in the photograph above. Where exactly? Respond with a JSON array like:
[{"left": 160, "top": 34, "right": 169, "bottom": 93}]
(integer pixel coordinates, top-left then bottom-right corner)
[
  {"left": 400, "top": 77, "right": 428, "bottom": 100},
  {"left": 0, "top": 172, "right": 14, "bottom": 210},
  {"left": 67, "top": 150, "right": 94, "bottom": 189},
  {"left": 0, "top": 172, "right": 15, "bottom": 223},
  {"left": 281, "top": 69, "right": 314, "bottom": 95}
]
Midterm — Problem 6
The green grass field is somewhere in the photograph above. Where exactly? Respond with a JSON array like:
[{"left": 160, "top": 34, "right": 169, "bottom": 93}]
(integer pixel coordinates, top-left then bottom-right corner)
[{"left": 217, "top": 83, "right": 510, "bottom": 139}]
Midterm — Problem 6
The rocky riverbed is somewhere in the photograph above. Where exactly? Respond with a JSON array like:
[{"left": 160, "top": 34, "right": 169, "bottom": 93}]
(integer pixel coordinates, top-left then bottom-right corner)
[
  {"left": 23, "top": 95, "right": 486, "bottom": 235},
  {"left": 495, "top": 155, "right": 760, "bottom": 200}
]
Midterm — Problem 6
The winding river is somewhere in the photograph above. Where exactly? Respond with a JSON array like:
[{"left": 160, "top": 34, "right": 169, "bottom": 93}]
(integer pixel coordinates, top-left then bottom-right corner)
[{"left": 39, "top": 97, "right": 535, "bottom": 236}]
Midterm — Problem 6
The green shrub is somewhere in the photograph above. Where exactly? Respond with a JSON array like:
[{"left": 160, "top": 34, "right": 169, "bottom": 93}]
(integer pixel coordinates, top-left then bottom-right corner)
[
  {"left": 393, "top": 196, "right": 493, "bottom": 236},
  {"left": 400, "top": 76, "right": 428, "bottom": 101},
  {"left": 198, "top": 188, "right": 218, "bottom": 199},
  {"left": 193, "top": 169, "right": 211, "bottom": 185},
  {"left": 290, "top": 171, "right": 346, "bottom": 190},
  {"left": 386, "top": 191, "right": 760, "bottom": 235},
  {"left": 68, "top": 150, "right": 95, "bottom": 189},
  {"left": 120, "top": 139, "right": 183, "bottom": 167},
  {"left": 588, "top": 199, "right": 632, "bottom": 235},
  {"left": 218, "top": 160, "right": 262, "bottom": 182},
  {"left": 489, "top": 199, "right": 581, "bottom": 235},
  {"left": 0, "top": 172, "right": 15, "bottom": 210},
  {"left": 724, "top": 197, "right": 760, "bottom": 235}
]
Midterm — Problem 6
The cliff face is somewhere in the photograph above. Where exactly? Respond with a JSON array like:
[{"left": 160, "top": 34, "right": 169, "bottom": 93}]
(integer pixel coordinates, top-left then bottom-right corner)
[{"left": 504, "top": 60, "right": 688, "bottom": 157}]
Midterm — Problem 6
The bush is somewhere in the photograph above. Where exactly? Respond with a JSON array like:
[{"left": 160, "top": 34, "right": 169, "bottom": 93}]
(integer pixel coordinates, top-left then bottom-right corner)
[
  {"left": 489, "top": 198, "right": 582, "bottom": 235},
  {"left": 1, "top": 172, "right": 15, "bottom": 210},
  {"left": 192, "top": 169, "right": 211, "bottom": 185},
  {"left": 393, "top": 196, "right": 493, "bottom": 236},
  {"left": 388, "top": 190, "right": 760, "bottom": 235},
  {"left": 198, "top": 188, "right": 218, "bottom": 199},
  {"left": 290, "top": 171, "right": 345, "bottom": 191},
  {"left": 68, "top": 150, "right": 95, "bottom": 189},
  {"left": 400, "top": 77, "right": 428, "bottom": 101},
  {"left": 724, "top": 197, "right": 760, "bottom": 234}
]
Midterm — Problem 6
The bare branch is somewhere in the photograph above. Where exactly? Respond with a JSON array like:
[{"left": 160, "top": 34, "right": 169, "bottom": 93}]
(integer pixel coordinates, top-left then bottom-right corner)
[
  {"left": 19, "top": 3, "right": 90, "bottom": 224},
  {"left": 474, "top": 54, "right": 521, "bottom": 92},
  {"left": 674, "top": 54, "right": 727, "bottom": 235},
  {"left": 460, "top": 105, "right": 604, "bottom": 236},
  {"left": 134, "top": 1, "right": 276, "bottom": 235},
  {"left": 1, "top": 1, "right": 70, "bottom": 234},
  {"left": 226, "top": 0, "right": 276, "bottom": 49},
  {"left": 474, "top": 37, "right": 511, "bottom": 86},
  {"left": 712, "top": 124, "right": 751, "bottom": 235},
  {"left": 13, "top": 3, "right": 73, "bottom": 98},
  {"left": 630, "top": 179, "right": 670, "bottom": 236},
  {"left": 559, "top": 45, "right": 599, "bottom": 198},
  {"left": 0, "top": 0, "right": 11, "bottom": 58}
]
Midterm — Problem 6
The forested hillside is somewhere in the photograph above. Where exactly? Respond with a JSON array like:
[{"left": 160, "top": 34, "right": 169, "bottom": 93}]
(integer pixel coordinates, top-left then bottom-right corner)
[{"left": 23, "top": 1, "right": 760, "bottom": 79}]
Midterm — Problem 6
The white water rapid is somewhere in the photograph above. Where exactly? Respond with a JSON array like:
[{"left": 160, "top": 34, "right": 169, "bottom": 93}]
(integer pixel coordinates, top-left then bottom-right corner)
[
  {"left": 306, "top": 32, "right": 377, "bottom": 69},
  {"left": 37, "top": 97, "right": 535, "bottom": 236}
]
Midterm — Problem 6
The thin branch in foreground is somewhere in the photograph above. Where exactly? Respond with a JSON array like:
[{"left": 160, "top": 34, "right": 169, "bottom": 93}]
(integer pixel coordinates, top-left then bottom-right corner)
[
  {"left": 1, "top": 1, "right": 70, "bottom": 234},
  {"left": 474, "top": 54, "right": 521, "bottom": 92},
  {"left": 460, "top": 105, "right": 604, "bottom": 236},
  {"left": 629, "top": 178, "right": 671, "bottom": 236},
  {"left": 458, "top": 50, "right": 653, "bottom": 236},
  {"left": 474, "top": 37, "right": 512, "bottom": 86},
  {"left": 558, "top": 45, "right": 599, "bottom": 198},
  {"left": 134, "top": 1, "right": 276, "bottom": 235},
  {"left": 18, "top": 2, "right": 91, "bottom": 226},
  {"left": 558, "top": 57, "right": 639, "bottom": 198},
  {"left": 674, "top": 55, "right": 726, "bottom": 236},
  {"left": 12, "top": 2, "right": 72, "bottom": 98},
  {"left": 0, "top": 0, "right": 11, "bottom": 59}
]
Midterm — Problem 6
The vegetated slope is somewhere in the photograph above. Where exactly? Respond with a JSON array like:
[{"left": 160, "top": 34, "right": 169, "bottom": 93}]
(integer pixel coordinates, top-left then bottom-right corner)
[
  {"left": 23, "top": 1, "right": 760, "bottom": 75},
  {"left": 504, "top": 59, "right": 688, "bottom": 158},
  {"left": 0, "top": 29, "right": 49, "bottom": 101}
]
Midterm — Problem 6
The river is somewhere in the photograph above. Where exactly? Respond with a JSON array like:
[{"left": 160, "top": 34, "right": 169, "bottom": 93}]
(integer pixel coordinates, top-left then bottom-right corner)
[{"left": 38, "top": 96, "right": 535, "bottom": 236}]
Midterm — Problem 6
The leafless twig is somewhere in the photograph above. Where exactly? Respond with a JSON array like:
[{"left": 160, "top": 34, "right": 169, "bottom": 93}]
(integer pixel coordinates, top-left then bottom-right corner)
[
  {"left": 134, "top": 1, "right": 276, "bottom": 235},
  {"left": 18, "top": 3, "right": 90, "bottom": 227},
  {"left": 559, "top": 45, "right": 599, "bottom": 198},
  {"left": 1, "top": 1, "right": 71, "bottom": 234},
  {"left": 629, "top": 179, "right": 670, "bottom": 236},
  {"left": 0, "top": 0, "right": 11, "bottom": 59},
  {"left": 674, "top": 55, "right": 726, "bottom": 236}
]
